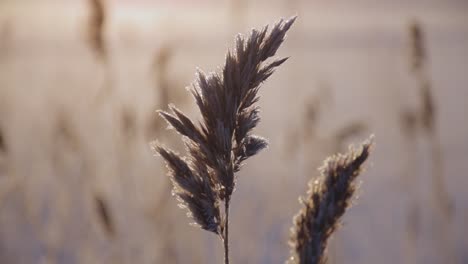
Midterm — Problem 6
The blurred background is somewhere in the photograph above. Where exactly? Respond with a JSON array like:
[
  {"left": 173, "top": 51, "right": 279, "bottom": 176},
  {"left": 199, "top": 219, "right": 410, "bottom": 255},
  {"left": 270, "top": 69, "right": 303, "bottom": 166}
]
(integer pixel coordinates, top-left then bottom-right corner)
[{"left": 0, "top": 0, "right": 467, "bottom": 263}]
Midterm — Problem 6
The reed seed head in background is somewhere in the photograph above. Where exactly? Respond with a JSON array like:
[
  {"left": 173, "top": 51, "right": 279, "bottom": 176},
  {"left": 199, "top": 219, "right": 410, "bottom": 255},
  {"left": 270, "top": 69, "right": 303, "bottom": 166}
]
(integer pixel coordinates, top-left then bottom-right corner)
[
  {"left": 146, "top": 45, "right": 175, "bottom": 139},
  {"left": 408, "top": 21, "right": 435, "bottom": 132},
  {"left": 409, "top": 21, "right": 425, "bottom": 72},
  {"left": 87, "top": 0, "right": 107, "bottom": 61},
  {"left": 153, "top": 44, "right": 173, "bottom": 111},
  {"left": 406, "top": 19, "right": 453, "bottom": 261},
  {"left": 152, "top": 15, "right": 295, "bottom": 242},
  {"left": 94, "top": 194, "right": 115, "bottom": 238},
  {"left": 0, "top": 127, "right": 5, "bottom": 154},
  {"left": 288, "top": 136, "right": 374, "bottom": 264}
]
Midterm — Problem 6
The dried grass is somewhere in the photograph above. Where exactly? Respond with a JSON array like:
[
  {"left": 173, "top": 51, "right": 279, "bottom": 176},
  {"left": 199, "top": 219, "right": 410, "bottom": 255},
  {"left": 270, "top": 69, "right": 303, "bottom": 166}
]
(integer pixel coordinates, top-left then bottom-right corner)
[
  {"left": 287, "top": 136, "right": 373, "bottom": 264},
  {"left": 146, "top": 43, "right": 194, "bottom": 263},
  {"left": 399, "top": 20, "right": 455, "bottom": 263},
  {"left": 152, "top": 16, "right": 296, "bottom": 263},
  {"left": 146, "top": 44, "right": 175, "bottom": 138},
  {"left": 0, "top": 125, "right": 5, "bottom": 155},
  {"left": 85, "top": 0, "right": 116, "bottom": 105},
  {"left": 94, "top": 193, "right": 115, "bottom": 237},
  {"left": 87, "top": 0, "right": 107, "bottom": 61}
]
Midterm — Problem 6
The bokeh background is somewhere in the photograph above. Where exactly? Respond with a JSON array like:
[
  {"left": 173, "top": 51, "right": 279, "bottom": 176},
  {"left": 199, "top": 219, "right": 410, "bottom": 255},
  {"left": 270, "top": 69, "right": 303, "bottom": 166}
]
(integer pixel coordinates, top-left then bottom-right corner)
[{"left": 0, "top": 0, "right": 467, "bottom": 263}]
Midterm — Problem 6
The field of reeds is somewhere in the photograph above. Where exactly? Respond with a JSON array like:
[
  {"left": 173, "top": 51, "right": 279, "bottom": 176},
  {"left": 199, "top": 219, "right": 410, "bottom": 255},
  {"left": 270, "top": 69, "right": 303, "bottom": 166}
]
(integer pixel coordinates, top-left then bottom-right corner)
[{"left": 0, "top": 0, "right": 468, "bottom": 263}]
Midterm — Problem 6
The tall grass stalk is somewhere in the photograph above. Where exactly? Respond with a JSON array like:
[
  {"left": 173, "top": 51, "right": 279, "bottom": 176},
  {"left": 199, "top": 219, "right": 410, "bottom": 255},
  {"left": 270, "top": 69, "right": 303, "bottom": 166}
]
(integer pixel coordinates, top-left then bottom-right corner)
[
  {"left": 287, "top": 136, "right": 373, "bottom": 264},
  {"left": 152, "top": 16, "right": 296, "bottom": 263},
  {"left": 87, "top": 0, "right": 107, "bottom": 62},
  {"left": 86, "top": 0, "right": 114, "bottom": 104},
  {"left": 407, "top": 20, "right": 454, "bottom": 262}
]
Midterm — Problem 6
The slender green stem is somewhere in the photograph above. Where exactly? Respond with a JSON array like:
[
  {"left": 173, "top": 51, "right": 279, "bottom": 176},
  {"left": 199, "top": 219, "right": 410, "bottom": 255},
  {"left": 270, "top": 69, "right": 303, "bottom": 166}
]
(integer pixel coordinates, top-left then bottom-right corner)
[{"left": 224, "top": 199, "right": 230, "bottom": 264}]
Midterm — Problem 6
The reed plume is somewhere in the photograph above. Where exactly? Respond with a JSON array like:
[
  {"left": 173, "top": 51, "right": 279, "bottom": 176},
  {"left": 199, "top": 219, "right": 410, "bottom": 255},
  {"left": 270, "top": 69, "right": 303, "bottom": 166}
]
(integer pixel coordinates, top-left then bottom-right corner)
[
  {"left": 152, "top": 16, "right": 296, "bottom": 263},
  {"left": 94, "top": 194, "right": 115, "bottom": 237},
  {"left": 86, "top": 0, "right": 116, "bottom": 105},
  {"left": 409, "top": 22, "right": 435, "bottom": 133},
  {"left": 288, "top": 136, "right": 373, "bottom": 264},
  {"left": 87, "top": 0, "right": 107, "bottom": 61},
  {"left": 146, "top": 44, "right": 174, "bottom": 139},
  {"left": 406, "top": 20, "right": 454, "bottom": 263},
  {"left": 154, "top": 45, "right": 172, "bottom": 112},
  {"left": 0, "top": 122, "right": 7, "bottom": 178},
  {"left": 0, "top": 127, "right": 5, "bottom": 155}
]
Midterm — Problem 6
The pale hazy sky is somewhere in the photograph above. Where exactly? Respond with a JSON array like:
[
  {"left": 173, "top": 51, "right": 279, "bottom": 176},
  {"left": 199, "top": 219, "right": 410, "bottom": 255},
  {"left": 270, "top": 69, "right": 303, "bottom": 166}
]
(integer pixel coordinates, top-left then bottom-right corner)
[{"left": 1, "top": 0, "right": 467, "bottom": 40}]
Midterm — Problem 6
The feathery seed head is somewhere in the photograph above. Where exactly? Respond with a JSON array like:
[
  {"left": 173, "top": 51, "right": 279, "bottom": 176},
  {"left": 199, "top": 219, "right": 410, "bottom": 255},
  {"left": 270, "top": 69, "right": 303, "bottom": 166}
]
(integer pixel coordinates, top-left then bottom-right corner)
[
  {"left": 288, "top": 136, "right": 374, "bottom": 264},
  {"left": 153, "top": 16, "right": 296, "bottom": 235}
]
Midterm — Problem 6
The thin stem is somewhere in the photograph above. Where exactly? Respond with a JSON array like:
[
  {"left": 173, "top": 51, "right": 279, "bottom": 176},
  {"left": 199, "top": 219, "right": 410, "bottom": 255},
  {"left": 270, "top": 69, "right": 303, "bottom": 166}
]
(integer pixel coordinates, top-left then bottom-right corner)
[{"left": 224, "top": 198, "right": 230, "bottom": 264}]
